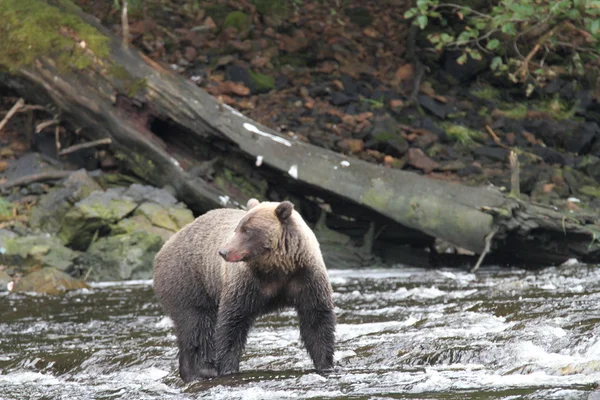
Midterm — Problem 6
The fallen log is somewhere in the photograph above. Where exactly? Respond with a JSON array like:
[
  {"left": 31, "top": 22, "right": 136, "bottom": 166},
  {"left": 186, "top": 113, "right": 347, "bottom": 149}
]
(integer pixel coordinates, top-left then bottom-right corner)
[{"left": 1, "top": 0, "right": 598, "bottom": 266}]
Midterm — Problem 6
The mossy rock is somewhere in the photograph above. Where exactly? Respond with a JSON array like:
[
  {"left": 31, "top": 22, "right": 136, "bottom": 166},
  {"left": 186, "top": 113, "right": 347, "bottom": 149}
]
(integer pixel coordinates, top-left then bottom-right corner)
[
  {"left": 3, "top": 235, "right": 79, "bottom": 271},
  {"left": 80, "top": 231, "right": 163, "bottom": 281},
  {"left": 14, "top": 267, "right": 88, "bottom": 295},
  {"left": 223, "top": 11, "right": 251, "bottom": 32},
  {"left": 58, "top": 190, "right": 138, "bottom": 250},
  {"left": 134, "top": 202, "right": 193, "bottom": 232},
  {"left": 29, "top": 169, "right": 102, "bottom": 234},
  {"left": 112, "top": 215, "right": 174, "bottom": 242},
  {"left": 0, "top": 0, "right": 110, "bottom": 71},
  {"left": 345, "top": 7, "right": 373, "bottom": 27}
]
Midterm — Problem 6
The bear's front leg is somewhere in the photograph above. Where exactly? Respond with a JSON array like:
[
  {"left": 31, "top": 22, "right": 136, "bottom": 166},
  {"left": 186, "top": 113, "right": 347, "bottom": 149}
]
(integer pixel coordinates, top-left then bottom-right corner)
[
  {"left": 214, "top": 277, "right": 261, "bottom": 375},
  {"left": 295, "top": 270, "right": 336, "bottom": 372}
]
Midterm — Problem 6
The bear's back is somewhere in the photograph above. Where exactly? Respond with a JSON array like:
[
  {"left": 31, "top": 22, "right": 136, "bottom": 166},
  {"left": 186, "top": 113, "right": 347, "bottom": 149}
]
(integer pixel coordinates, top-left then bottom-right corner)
[{"left": 153, "top": 208, "right": 246, "bottom": 309}]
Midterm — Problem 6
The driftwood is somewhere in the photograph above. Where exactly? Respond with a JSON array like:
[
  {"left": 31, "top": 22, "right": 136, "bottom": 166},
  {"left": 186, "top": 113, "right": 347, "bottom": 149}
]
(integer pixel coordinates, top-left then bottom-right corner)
[{"left": 1, "top": 2, "right": 598, "bottom": 266}]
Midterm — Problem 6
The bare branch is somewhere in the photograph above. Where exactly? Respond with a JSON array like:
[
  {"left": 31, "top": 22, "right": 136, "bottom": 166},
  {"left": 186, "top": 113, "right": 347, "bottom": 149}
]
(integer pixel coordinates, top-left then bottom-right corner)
[
  {"left": 59, "top": 138, "right": 112, "bottom": 156},
  {"left": 0, "top": 98, "right": 25, "bottom": 132}
]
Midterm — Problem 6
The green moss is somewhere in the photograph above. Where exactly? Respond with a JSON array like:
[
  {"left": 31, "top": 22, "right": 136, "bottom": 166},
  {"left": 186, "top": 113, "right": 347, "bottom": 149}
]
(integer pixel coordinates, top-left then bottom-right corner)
[
  {"left": 0, "top": 0, "right": 110, "bottom": 71},
  {"left": 127, "top": 78, "right": 148, "bottom": 97},
  {"left": 500, "top": 103, "right": 528, "bottom": 119},
  {"left": 214, "top": 167, "right": 266, "bottom": 201},
  {"left": 472, "top": 84, "right": 502, "bottom": 101},
  {"left": 441, "top": 123, "right": 483, "bottom": 145},
  {"left": 223, "top": 11, "right": 251, "bottom": 32},
  {"left": 0, "top": 198, "right": 14, "bottom": 221},
  {"left": 249, "top": 70, "right": 275, "bottom": 93},
  {"left": 534, "top": 96, "right": 578, "bottom": 121}
]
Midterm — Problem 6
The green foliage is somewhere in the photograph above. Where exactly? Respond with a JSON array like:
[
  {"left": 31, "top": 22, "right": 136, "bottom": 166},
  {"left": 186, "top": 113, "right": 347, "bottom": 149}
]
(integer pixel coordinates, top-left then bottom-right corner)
[
  {"left": 405, "top": 0, "right": 600, "bottom": 94},
  {"left": 0, "top": 0, "right": 109, "bottom": 72},
  {"left": 248, "top": 70, "right": 275, "bottom": 93}
]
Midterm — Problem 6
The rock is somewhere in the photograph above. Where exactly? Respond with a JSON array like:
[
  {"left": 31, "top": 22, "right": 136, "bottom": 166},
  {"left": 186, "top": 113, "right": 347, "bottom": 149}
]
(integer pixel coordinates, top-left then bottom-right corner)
[
  {"left": 29, "top": 169, "right": 102, "bottom": 234},
  {"left": 337, "top": 138, "right": 364, "bottom": 154},
  {"left": 565, "top": 122, "right": 600, "bottom": 154},
  {"left": 531, "top": 146, "right": 566, "bottom": 165},
  {"left": 457, "top": 164, "right": 483, "bottom": 177},
  {"left": 58, "top": 189, "right": 138, "bottom": 250},
  {"left": 3, "top": 235, "right": 79, "bottom": 271},
  {"left": 407, "top": 148, "right": 440, "bottom": 173},
  {"left": 135, "top": 202, "right": 194, "bottom": 231},
  {"left": 365, "top": 117, "right": 409, "bottom": 158},
  {"left": 112, "top": 215, "right": 174, "bottom": 242},
  {"left": 473, "top": 146, "right": 508, "bottom": 162},
  {"left": 418, "top": 95, "right": 448, "bottom": 119},
  {"left": 0, "top": 269, "right": 11, "bottom": 292},
  {"left": 14, "top": 268, "right": 88, "bottom": 295},
  {"left": 585, "top": 159, "right": 600, "bottom": 182},
  {"left": 0, "top": 228, "right": 17, "bottom": 249},
  {"left": 183, "top": 46, "right": 197, "bottom": 62},
  {"left": 441, "top": 50, "right": 487, "bottom": 83},
  {"left": 413, "top": 133, "right": 438, "bottom": 150},
  {"left": 3, "top": 152, "right": 59, "bottom": 181},
  {"left": 80, "top": 232, "right": 163, "bottom": 281},
  {"left": 225, "top": 65, "right": 274, "bottom": 94},
  {"left": 122, "top": 184, "right": 178, "bottom": 206},
  {"left": 330, "top": 91, "right": 354, "bottom": 106}
]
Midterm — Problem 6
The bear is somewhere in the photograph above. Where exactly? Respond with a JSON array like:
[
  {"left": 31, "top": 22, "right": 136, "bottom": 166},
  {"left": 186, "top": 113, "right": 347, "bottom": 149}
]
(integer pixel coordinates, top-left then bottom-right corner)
[{"left": 153, "top": 198, "right": 336, "bottom": 382}]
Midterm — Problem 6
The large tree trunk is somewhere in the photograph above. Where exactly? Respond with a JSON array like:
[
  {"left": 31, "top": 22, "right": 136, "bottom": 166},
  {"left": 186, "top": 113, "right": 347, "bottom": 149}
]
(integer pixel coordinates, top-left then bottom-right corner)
[{"left": 1, "top": 1, "right": 598, "bottom": 266}]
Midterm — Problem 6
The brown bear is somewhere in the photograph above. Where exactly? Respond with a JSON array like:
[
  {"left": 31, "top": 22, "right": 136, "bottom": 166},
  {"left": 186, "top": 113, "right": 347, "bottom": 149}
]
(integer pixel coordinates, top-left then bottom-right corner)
[{"left": 153, "top": 198, "right": 336, "bottom": 382}]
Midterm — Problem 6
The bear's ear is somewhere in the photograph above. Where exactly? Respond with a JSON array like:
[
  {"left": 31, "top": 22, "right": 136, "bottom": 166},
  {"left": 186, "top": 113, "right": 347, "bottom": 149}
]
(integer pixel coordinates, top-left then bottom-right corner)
[
  {"left": 275, "top": 201, "right": 294, "bottom": 222},
  {"left": 247, "top": 198, "right": 260, "bottom": 210}
]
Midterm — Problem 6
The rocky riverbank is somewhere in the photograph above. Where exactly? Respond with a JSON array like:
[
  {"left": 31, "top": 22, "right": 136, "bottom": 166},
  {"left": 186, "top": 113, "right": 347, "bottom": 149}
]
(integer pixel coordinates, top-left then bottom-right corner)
[{"left": 0, "top": 154, "right": 194, "bottom": 294}]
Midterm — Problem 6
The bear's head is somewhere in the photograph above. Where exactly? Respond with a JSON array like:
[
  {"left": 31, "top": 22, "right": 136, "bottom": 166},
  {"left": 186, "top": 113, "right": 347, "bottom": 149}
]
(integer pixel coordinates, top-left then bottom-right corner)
[{"left": 218, "top": 199, "right": 295, "bottom": 265}]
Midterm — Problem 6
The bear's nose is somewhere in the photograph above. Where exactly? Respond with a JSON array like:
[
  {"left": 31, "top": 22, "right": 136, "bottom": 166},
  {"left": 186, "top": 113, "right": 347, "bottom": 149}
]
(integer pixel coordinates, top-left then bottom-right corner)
[{"left": 218, "top": 249, "right": 228, "bottom": 259}]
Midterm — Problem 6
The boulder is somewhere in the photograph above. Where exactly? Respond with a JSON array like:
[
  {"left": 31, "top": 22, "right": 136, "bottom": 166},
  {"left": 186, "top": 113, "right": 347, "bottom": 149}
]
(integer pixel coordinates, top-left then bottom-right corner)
[
  {"left": 135, "top": 202, "right": 194, "bottom": 231},
  {"left": 58, "top": 189, "right": 137, "bottom": 250},
  {"left": 14, "top": 267, "right": 88, "bottom": 295},
  {"left": 79, "top": 231, "right": 163, "bottom": 281},
  {"left": 3, "top": 234, "right": 79, "bottom": 271},
  {"left": 29, "top": 169, "right": 102, "bottom": 233}
]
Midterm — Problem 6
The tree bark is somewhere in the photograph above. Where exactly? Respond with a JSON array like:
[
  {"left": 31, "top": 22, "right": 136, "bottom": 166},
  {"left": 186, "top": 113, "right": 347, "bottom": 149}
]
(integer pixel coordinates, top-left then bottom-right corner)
[{"left": 1, "top": 1, "right": 598, "bottom": 266}]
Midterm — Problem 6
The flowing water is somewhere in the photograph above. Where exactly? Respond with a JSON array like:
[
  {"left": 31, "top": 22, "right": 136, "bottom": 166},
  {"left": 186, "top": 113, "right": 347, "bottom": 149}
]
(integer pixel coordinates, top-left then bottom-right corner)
[{"left": 1, "top": 264, "right": 600, "bottom": 399}]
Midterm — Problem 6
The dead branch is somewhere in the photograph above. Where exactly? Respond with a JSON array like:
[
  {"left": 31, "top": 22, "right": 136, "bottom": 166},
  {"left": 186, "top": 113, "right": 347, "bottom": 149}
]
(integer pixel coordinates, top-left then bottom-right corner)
[
  {"left": 35, "top": 117, "right": 60, "bottom": 133},
  {"left": 59, "top": 138, "right": 112, "bottom": 156},
  {"left": 0, "top": 98, "right": 25, "bottom": 132},
  {"left": 0, "top": 171, "right": 73, "bottom": 192}
]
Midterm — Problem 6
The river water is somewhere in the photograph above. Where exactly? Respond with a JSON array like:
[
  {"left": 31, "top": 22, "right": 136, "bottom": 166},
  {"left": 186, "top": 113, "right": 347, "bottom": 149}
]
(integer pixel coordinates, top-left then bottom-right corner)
[{"left": 1, "top": 264, "right": 600, "bottom": 399}]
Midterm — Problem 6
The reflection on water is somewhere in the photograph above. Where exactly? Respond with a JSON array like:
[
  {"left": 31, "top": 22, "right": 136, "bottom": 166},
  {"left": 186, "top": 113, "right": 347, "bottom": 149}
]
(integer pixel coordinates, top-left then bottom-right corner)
[{"left": 1, "top": 265, "right": 600, "bottom": 399}]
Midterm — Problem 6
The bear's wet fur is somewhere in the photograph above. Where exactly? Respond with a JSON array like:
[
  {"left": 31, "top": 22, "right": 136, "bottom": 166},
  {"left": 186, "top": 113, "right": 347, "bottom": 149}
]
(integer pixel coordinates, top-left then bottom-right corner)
[{"left": 153, "top": 199, "right": 336, "bottom": 382}]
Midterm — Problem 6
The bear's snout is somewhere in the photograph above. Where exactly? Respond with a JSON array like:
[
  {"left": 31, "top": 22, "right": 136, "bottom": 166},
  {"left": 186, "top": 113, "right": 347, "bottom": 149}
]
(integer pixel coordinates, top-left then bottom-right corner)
[{"left": 219, "top": 248, "right": 245, "bottom": 262}]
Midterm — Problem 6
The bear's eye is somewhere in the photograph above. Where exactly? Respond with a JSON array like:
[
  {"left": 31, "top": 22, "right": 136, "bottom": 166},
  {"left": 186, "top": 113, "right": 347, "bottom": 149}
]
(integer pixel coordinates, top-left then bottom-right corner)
[{"left": 242, "top": 227, "right": 251, "bottom": 235}]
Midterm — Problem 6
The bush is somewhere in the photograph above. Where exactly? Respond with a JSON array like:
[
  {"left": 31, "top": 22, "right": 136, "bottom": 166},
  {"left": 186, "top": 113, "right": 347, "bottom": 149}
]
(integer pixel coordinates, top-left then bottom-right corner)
[{"left": 405, "top": 0, "right": 600, "bottom": 95}]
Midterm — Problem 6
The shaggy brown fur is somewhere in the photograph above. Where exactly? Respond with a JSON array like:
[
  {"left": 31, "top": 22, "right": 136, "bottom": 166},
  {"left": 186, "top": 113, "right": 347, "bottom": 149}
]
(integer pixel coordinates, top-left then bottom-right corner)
[{"left": 153, "top": 199, "right": 336, "bottom": 382}]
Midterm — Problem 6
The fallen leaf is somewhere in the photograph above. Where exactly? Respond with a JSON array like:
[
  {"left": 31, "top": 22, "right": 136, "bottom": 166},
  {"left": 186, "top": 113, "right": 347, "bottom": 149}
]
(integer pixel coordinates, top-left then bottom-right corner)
[
  {"left": 543, "top": 183, "right": 556, "bottom": 193},
  {"left": 363, "top": 27, "right": 379, "bottom": 38},
  {"left": 395, "top": 64, "right": 414, "bottom": 81}
]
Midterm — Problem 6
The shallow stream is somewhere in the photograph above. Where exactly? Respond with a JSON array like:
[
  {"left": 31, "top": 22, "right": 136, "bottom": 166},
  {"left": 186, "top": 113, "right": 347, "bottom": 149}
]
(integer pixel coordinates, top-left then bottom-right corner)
[{"left": 1, "top": 264, "right": 600, "bottom": 399}]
